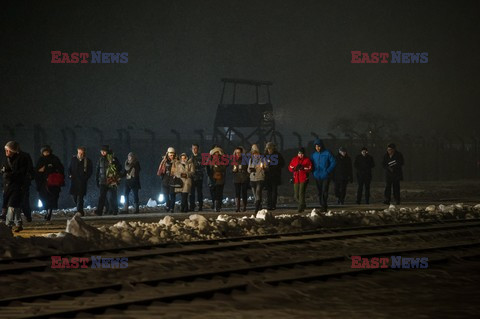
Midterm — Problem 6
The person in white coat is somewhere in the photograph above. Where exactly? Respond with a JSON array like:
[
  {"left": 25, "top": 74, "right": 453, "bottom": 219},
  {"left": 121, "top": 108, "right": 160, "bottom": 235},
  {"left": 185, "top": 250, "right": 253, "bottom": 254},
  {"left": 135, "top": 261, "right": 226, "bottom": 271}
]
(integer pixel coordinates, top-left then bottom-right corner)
[{"left": 173, "top": 153, "right": 194, "bottom": 212}]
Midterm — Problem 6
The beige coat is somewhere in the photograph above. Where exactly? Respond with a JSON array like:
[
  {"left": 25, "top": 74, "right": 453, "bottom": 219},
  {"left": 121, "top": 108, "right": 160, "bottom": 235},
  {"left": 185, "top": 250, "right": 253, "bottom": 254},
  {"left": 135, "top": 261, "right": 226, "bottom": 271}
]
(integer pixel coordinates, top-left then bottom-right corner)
[{"left": 172, "top": 160, "right": 194, "bottom": 193}]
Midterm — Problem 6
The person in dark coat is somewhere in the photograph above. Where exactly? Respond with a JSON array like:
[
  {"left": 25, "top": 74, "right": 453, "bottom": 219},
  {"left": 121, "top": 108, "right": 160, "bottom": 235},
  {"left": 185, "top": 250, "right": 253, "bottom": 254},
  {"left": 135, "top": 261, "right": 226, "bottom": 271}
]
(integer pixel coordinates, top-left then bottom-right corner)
[
  {"left": 333, "top": 147, "right": 353, "bottom": 205},
  {"left": 95, "top": 145, "right": 122, "bottom": 216},
  {"left": 68, "top": 146, "right": 93, "bottom": 216},
  {"left": 123, "top": 152, "right": 141, "bottom": 214},
  {"left": 19, "top": 150, "right": 34, "bottom": 222},
  {"left": 35, "top": 145, "right": 64, "bottom": 221},
  {"left": 354, "top": 147, "right": 375, "bottom": 204},
  {"left": 2, "top": 141, "right": 30, "bottom": 232},
  {"left": 232, "top": 146, "right": 249, "bottom": 212},
  {"left": 264, "top": 142, "right": 285, "bottom": 210},
  {"left": 206, "top": 146, "right": 227, "bottom": 212},
  {"left": 382, "top": 143, "right": 404, "bottom": 205},
  {"left": 157, "top": 147, "right": 177, "bottom": 212},
  {"left": 188, "top": 144, "right": 204, "bottom": 212}
]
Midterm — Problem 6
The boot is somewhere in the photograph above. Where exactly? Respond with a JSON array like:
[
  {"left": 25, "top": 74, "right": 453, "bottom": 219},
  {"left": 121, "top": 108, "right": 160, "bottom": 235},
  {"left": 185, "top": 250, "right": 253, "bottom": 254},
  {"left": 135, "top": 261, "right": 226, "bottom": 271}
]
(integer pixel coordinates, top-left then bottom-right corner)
[
  {"left": 0, "top": 208, "right": 6, "bottom": 221},
  {"left": 211, "top": 200, "right": 215, "bottom": 211},
  {"left": 215, "top": 200, "right": 222, "bottom": 212},
  {"left": 242, "top": 200, "right": 247, "bottom": 212},
  {"left": 134, "top": 204, "right": 140, "bottom": 214},
  {"left": 122, "top": 206, "right": 129, "bottom": 214},
  {"left": 45, "top": 209, "right": 52, "bottom": 221},
  {"left": 235, "top": 198, "right": 241, "bottom": 212},
  {"left": 255, "top": 200, "right": 261, "bottom": 213}
]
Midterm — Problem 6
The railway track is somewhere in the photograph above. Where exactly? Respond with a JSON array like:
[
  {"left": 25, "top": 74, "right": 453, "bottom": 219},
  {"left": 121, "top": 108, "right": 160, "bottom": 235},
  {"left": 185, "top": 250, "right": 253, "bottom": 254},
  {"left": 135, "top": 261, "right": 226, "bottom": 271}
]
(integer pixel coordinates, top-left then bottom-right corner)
[
  {"left": 2, "top": 218, "right": 480, "bottom": 275},
  {"left": 1, "top": 219, "right": 480, "bottom": 318}
]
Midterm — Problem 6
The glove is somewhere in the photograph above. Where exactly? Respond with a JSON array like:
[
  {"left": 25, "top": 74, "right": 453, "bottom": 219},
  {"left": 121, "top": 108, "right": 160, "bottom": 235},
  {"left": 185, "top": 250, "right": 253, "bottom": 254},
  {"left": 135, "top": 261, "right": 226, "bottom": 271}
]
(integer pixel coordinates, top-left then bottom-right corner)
[{"left": 295, "top": 164, "right": 303, "bottom": 171}]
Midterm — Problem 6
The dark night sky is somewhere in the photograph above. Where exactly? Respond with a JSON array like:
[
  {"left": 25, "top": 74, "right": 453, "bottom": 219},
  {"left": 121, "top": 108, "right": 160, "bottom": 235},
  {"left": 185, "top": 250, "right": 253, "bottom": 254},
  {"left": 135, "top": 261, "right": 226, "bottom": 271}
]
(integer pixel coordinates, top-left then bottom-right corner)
[{"left": 1, "top": 0, "right": 479, "bottom": 141}]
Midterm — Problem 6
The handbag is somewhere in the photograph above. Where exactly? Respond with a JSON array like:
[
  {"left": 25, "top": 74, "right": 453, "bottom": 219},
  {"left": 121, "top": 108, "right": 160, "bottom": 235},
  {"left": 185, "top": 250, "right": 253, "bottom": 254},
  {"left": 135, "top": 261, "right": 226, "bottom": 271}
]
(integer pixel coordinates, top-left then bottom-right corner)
[
  {"left": 47, "top": 172, "right": 65, "bottom": 187},
  {"left": 168, "top": 176, "right": 184, "bottom": 188}
]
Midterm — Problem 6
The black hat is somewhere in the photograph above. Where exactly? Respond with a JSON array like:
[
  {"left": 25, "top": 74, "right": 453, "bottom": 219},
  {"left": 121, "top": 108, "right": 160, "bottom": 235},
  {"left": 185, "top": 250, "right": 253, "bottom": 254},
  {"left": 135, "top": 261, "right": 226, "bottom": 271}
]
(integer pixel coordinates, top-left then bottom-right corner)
[
  {"left": 40, "top": 145, "right": 52, "bottom": 154},
  {"left": 298, "top": 147, "right": 305, "bottom": 154},
  {"left": 361, "top": 146, "right": 368, "bottom": 151},
  {"left": 101, "top": 145, "right": 110, "bottom": 152},
  {"left": 387, "top": 143, "right": 396, "bottom": 149}
]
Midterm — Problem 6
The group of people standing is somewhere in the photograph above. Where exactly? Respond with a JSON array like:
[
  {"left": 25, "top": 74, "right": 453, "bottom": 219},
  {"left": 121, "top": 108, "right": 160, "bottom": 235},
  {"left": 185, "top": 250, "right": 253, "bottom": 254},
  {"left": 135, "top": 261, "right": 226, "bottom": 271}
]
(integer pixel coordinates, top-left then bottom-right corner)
[
  {"left": 289, "top": 140, "right": 404, "bottom": 212},
  {"left": 1, "top": 139, "right": 405, "bottom": 232},
  {"left": 1, "top": 142, "right": 142, "bottom": 231},
  {"left": 157, "top": 143, "right": 286, "bottom": 213}
]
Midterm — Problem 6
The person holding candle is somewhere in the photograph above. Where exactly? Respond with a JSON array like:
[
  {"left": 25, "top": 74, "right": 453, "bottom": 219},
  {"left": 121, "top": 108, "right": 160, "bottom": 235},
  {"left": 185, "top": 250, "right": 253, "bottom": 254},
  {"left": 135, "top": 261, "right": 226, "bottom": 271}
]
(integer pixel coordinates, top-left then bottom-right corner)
[
  {"left": 232, "top": 146, "right": 249, "bottom": 212},
  {"left": 248, "top": 144, "right": 267, "bottom": 213}
]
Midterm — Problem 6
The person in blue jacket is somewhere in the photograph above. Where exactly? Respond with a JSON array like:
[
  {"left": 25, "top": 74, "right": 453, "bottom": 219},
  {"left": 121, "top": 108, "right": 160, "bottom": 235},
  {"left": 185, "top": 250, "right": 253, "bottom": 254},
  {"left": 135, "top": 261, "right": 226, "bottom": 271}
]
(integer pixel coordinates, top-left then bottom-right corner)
[{"left": 311, "top": 139, "right": 336, "bottom": 211}]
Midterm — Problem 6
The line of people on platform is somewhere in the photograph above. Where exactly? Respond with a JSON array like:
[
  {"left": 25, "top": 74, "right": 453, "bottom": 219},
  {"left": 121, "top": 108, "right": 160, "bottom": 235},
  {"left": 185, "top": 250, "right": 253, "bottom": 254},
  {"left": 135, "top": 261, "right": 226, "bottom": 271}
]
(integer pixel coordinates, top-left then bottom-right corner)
[
  {"left": 1, "top": 139, "right": 404, "bottom": 231},
  {"left": 1, "top": 142, "right": 142, "bottom": 231}
]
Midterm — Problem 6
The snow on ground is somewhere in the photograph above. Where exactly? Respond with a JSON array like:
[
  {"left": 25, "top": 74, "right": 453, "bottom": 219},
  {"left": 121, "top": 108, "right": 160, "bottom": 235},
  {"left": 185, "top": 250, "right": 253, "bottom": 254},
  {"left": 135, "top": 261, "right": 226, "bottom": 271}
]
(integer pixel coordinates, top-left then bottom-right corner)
[{"left": 1, "top": 203, "right": 480, "bottom": 259}]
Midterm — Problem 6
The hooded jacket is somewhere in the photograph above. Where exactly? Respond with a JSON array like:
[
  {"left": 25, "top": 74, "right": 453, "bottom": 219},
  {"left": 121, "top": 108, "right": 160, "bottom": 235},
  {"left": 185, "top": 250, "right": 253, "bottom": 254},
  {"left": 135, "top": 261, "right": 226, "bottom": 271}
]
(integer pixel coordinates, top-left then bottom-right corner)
[{"left": 310, "top": 139, "right": 336, "bottom": 180}]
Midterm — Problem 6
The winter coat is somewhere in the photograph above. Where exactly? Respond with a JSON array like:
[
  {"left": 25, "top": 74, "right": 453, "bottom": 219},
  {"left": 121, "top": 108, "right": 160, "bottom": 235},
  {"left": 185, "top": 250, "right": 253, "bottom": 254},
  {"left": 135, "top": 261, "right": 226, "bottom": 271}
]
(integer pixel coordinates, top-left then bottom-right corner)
[
  {"left": 311, "top": 144, "right": 336, "bottom": 180},
  {"left": 189, "top": 153, "right": 204, "bottom": 181},
  {"left": 125, "top": 158, "right": 141, "bottom": 189},
  {"left": 35, "top": 154, "right": 64, "bottom": 192},
  {"left": 382, "top": 151, "right": 404, "bottom": 181},
  {"left": 231, "top": 155, "right": 249, "bottom": 184},
  {"left": 354, "top": 154, "right": 375, "bottom": 181},
  {"left": 157, "top": 155, "right": 175, "bottom": 186},
  {"left": 19, "top": 151, "right": 34, "bottom": 188},
  {"left": 172, "top": 160, "right": 194, "bottom": 193},
  {"left": 264, "top": 152, "right": 285, "bottom": 185},
  {"left": 96, "top": 154, "right": 121, "bottom": 187},
  {"left": 288, "top": 156, "right": 312, "bottom": 184},
  {"left": 68, "top": 156, "right": 93, "bottom": 196},
  {"left": 206, "top": 162, "right": 226, "bottom": 186},
  {"left": 2, "top": 152, "right": 30, "bottom": 193},
  {"left": 248, "top": 156, "right": 267, "bottom": 182},
  {"left": 333, "top": 154, "right": 353, "bottom": 183}
]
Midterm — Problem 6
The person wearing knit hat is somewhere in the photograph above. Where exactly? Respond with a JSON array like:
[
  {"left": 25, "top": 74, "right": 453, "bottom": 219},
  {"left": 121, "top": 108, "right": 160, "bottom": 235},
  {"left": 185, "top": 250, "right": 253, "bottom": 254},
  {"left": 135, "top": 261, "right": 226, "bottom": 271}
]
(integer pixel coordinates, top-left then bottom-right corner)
[
  {"left": 35, "top": 144, "right": 65, "bottom": 221},
  {"left": 250, "top": 144, "right": 260, "bottom": 154},
  {"left": 206, "top": 145, "right": 226, "bottom": 212},
  {"left": 40, "top": 145, "right": 52, "bottom": 155},
  {"left": 157, "top": 147, "right": 178, "bottom": 212},
  {"left": 248, "top": 144, "right": 267, "bottom": 213},
  {"left": 264, "top": 141, "right": 285, "bottom": 210},
  {"left": 288, "top": 147, "right": 313, "bottom": 212},
  {"left": 2, "top": 141, "right": 30, "bottom": 231},
  {"left": 123, "top": 152, "right": 141, "bottom": 214},
  {"left": 333, "top": 147, "right": 353, "bottom": 205},
  {"left": 68, "top": 146, "right": 93, "bottom": 216},
  {"left": 311, "top": 139, "right": 336, "bottom": 212},
  {"left": 383, "top": 143, "right": 404, "bottom": 205},
  {"left": 354, "top": 147, "right": 375, "bottom": 204}
]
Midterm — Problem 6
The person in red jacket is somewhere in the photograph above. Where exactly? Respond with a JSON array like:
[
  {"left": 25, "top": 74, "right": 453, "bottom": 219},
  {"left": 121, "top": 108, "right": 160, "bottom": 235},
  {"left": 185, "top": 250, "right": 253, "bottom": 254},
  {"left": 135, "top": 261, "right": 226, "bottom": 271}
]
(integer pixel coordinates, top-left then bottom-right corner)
[{"left": 289, "top": 147, "right": 312, "bottom": 212}]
